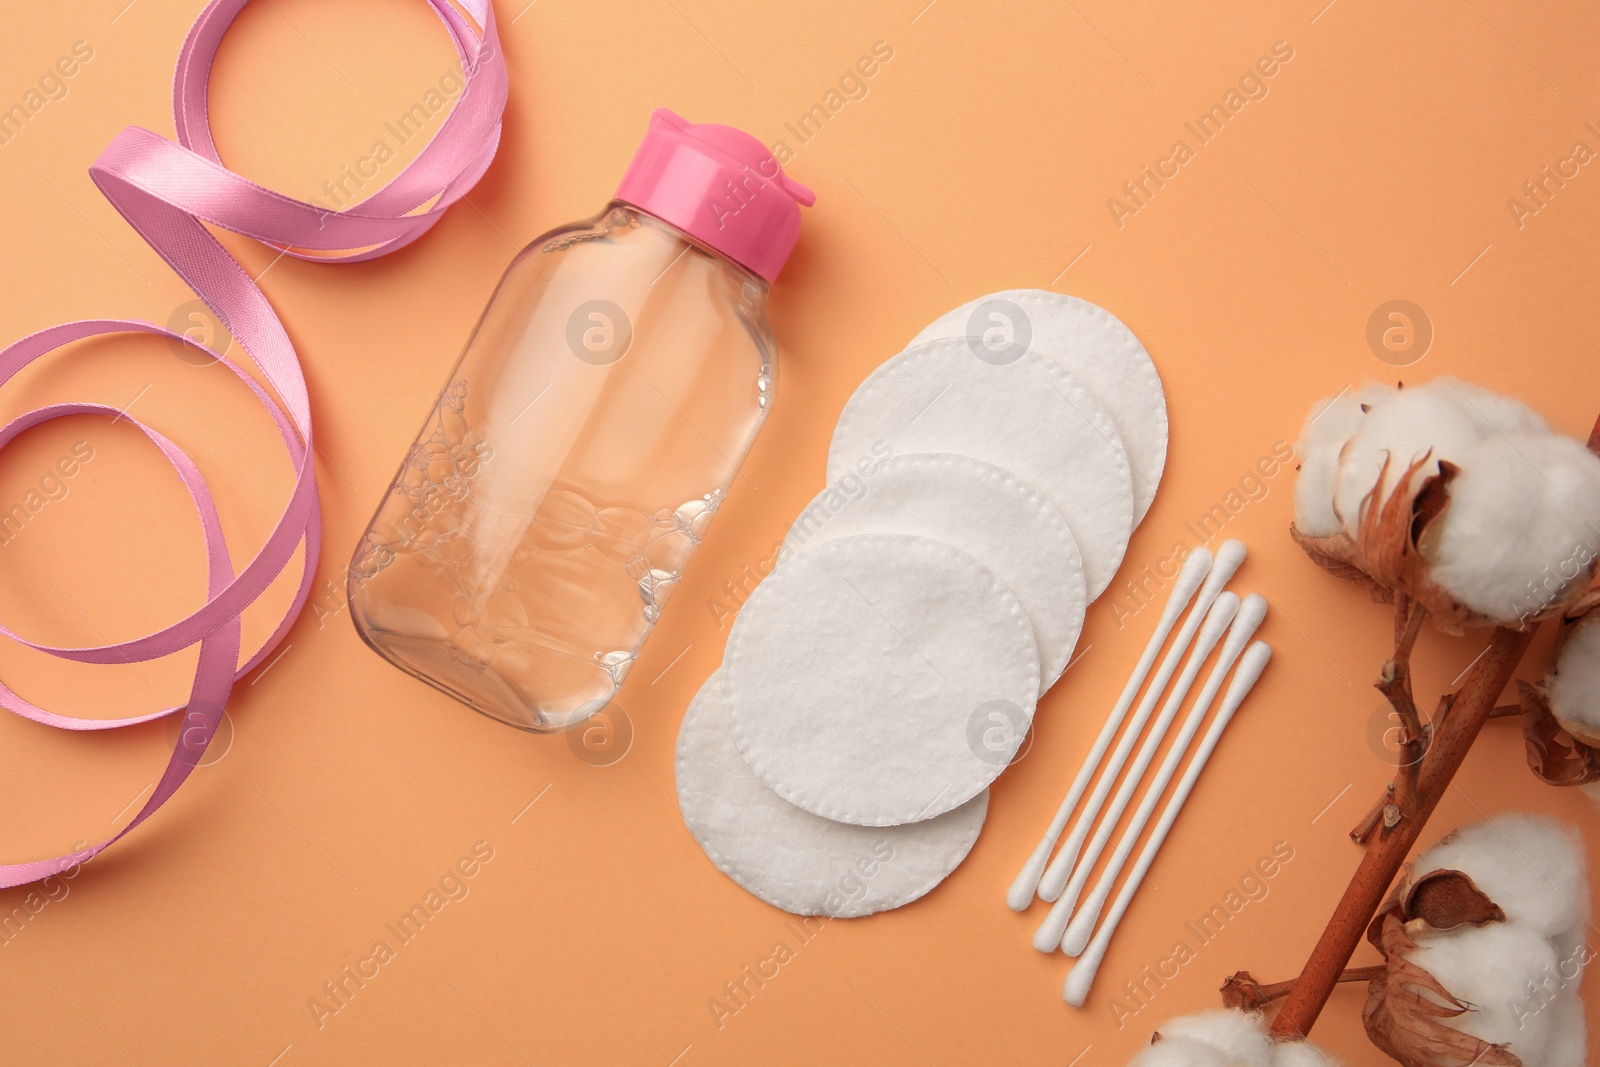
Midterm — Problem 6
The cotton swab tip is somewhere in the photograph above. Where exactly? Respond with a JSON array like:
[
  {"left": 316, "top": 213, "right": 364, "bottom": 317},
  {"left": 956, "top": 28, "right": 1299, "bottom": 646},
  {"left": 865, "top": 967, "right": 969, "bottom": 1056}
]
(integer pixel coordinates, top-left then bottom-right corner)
[
  {"left": 1227, "top": 641, "right": 1273, "bottom": 701},
  {"left": 1159, "top": 548, "right": 1213, "bottom": 623},
  {"left": 1191, "top": 540, "right": 1246, "bottom": 606},
  {"left": 1006, "top": 846, "right": 1051, "bottom": 911},
  {"left": 1032, "top": 892, "right": 1075, "bottom": 952},
  {"left": 1210, "top": 539, "right": 1247, "bottom": 582},
  {"left": 1196, "top": 591, "right": 1240, "bottom": 645},
  {"left": 1061, "top": 884, "right": 1109, "bottom": 957},
  {"left": 1063, "top": 939, "right": 1108, "bottom": 1007},
  {"left": 1230, "top": 592, "right": 1269, "bottom": 641},
  {"left": 1036, "top": 835, "right": 1080, "bottom": 902}
]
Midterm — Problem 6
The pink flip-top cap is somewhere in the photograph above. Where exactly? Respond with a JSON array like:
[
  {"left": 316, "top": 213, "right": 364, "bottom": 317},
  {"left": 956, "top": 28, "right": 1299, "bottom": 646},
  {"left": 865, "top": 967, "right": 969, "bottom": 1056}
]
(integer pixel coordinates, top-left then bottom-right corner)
[{"left": 616, "top": 108, "right": 815, "bottom": 283}]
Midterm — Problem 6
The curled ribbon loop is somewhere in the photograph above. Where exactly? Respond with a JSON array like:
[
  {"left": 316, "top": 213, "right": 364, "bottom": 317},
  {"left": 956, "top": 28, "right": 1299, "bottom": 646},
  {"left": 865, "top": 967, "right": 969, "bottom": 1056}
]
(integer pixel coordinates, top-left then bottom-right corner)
[{"left": 0, "top": 0, "right": 507, "bottom": 888}]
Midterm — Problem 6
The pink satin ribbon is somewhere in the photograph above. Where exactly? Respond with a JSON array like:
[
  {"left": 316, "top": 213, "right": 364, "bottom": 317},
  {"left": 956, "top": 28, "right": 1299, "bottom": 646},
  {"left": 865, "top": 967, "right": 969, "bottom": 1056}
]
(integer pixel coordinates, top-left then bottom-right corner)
[{"left": 0, "top": 0, "right": 507, "bottom": 888}]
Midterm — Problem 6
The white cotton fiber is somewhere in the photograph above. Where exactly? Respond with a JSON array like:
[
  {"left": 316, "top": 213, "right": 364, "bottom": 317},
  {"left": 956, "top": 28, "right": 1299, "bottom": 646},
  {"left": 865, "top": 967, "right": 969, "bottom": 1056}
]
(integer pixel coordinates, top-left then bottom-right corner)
[
  {"left": 1333, "top": 383, "right": 1485, "bottom": 535},
  {"left": 1126, "top": 1036, "right": 1235, "bottom": 1067},
  {"left": 1123, "top": 1010, "right": 1340, "bottom": 1067},
  {"left": 1443, "top": 378, "right": 1549, "bottom": 439},
  {"left": 1406, "top": 921, "right": 1560, "bottom": 1064},
  {"left": 1293, "top": 383, "right": 1393, "bottom": 537},
  {"left": 1542, "top": 992, "right": 1588, "bottom": 1067},
  {"left": 1414, "top": 814, "right": 1589, "bottom": 946},
  {"left": 1550, "top": 612, "right": 1600, "bottom": 744},
  {"left": 1158, "top": 1009, "right": 1274, "bottom": 1061},
  {"left": 1426, "top": 431, "right": 1600, "bottom": 624},
  {"left": 1269, "top": 1040, "right": 1341, "bottom": 1067}
]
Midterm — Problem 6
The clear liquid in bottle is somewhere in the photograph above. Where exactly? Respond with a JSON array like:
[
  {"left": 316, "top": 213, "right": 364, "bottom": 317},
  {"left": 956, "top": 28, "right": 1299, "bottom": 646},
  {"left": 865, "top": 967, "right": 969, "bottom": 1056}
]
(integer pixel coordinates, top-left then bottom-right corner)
[{"left": 347, "top": 111, "right": 812, "bottom": 731}]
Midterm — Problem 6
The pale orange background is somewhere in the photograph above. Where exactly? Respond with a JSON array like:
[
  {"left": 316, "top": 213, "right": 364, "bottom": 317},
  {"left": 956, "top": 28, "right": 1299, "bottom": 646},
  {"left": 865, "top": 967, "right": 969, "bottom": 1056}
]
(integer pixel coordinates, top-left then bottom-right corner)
[{"left": 1, "top": 1, "right": 1598, "bottom": 1064}]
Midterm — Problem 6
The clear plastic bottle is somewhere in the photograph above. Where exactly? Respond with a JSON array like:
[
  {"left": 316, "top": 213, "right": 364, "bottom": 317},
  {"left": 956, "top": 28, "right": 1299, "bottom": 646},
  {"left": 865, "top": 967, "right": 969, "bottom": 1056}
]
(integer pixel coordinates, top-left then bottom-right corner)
[{"left": 348, "top": 109, "right": 813, "bottom": 731}]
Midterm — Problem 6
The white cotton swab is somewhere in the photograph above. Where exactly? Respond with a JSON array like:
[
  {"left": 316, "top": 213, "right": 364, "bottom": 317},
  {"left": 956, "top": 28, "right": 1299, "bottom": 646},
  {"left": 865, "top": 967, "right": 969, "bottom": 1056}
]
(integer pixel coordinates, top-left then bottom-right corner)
[
  {"left": 1005, "top": 548, "right": 1215, "bottom": 912},
  {"left": 1035, "top": 539, "right": 1246, "bottom": 909},
  {"left": 1060, "top": 594, "right": 1268, "bottom": 956},
  {"left": 1031, "top": 591, "right": 1240, "bottom": 952},
  {"left": 1063, "top": 641, "right": 1273, "bottom": 1007}
]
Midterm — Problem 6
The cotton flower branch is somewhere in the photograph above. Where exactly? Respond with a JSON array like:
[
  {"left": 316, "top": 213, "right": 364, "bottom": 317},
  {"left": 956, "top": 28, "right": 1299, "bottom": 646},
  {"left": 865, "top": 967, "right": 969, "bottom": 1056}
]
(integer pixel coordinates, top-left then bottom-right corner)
[{"left": 1228, "top": 379, "right": 1600, "bottom": 1054}]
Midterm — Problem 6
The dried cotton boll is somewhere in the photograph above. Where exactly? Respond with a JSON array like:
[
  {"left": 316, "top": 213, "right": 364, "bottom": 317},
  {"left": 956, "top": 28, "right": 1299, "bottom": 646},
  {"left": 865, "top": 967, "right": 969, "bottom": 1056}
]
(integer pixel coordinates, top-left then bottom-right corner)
[
  {"left": 1380, "top": 815, "right": 1590, "bottom": 1067},
  {"left": 1405, "top": 921, "right": 1562, "bottom": 1065},
  {"left": 1126, "top": 1010, "right": 1340, "bottom": 1067},
  {"left": 1426, "top": 431, "right": 1600, "bottom": 625},
  {"left": 1550, "top": 611, "right": 1600, "bottom": 746},
  {"left": 1414, "top": 814, "right": 1589, "bottom": 946},
  {"left": 1291, "top": 377, "right": 1591, "bottom": 630},
  {"left": 1292, "top": 378, "right": 1537, "bottom": 538},
  {"left": 1332, "top": 383, "right": 1485, "bottom": 536},
  {"left": 1292, "top": 383, "right": 1393, "bottom": 537}
]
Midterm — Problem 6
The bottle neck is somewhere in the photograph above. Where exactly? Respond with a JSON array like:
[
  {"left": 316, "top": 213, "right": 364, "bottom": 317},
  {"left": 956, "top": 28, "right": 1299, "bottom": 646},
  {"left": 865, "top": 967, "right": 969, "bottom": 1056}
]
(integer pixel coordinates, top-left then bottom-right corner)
[{"left": 613, "top": 201, "right": 772, "bottom": 300}]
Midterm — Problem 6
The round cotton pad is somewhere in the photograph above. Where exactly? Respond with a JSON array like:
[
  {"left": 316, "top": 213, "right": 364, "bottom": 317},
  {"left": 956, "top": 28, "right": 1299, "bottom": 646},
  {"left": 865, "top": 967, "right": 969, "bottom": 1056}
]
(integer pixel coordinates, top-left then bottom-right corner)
[
  {"left": 677, "top": 672, "right": 989, "bottom": 917},
  {"left": 781, "top": 453, "right": 1086, "bottom": 692},
  {"left": 911, "top": 290, "right": 1167, "bottom": 525},
  {"left": 828, "top": 340, "right": 1133, "bottom": 599},
  {"left": 724, "top": 533, "right": 1040, "bottom": 826}
]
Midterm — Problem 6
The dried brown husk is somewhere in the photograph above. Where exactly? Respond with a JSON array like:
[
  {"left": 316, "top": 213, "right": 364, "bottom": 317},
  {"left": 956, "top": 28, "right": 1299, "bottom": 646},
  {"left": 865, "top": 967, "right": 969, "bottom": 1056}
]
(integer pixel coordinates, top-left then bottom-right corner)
[
  {"left": 1519, "top": 678, "right": 1600, "bottom": 785},
  {"left": 1362, "top": 914, "right": 1520, "bottom": 1067},
  {"left": 1564, "top": 586, "right": 1600, "bottom": 620},
  {"left": 1219, "top": 970, "right": 1274, "bottom": 1013},
  {"left": 1366, "top": 859, "right": 1507, "bottom": 945},
  {"left": 1542, "top": 610, "right": 1600, "bottom": 746},
  {"left": 1291, "top": 452, "right": 1592, "bottom": 634},
  {"left": 1360, "top": 862, "right": 1519, "bottom": 1066}
]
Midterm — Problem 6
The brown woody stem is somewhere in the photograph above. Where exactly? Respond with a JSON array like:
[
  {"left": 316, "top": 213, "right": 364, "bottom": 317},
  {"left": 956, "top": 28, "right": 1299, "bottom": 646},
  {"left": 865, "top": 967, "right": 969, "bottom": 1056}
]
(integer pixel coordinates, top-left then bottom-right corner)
[
  {"left": 1349, "top": 783, "right": 1391, "bottom": 845},
  {"left": 1229, "top": 966, "right": 1386, "bottom": 1008},
  {"left": 1378, "top": 597, "right": 1429, "bottom": 817},
  {"left": 1268, "top": 624, "right": 1536, "bottom": 1040}
]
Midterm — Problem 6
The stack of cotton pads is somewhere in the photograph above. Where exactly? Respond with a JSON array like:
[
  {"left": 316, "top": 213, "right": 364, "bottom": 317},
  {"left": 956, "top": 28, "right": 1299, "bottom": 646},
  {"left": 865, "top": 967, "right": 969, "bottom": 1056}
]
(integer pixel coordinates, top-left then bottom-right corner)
[{"left": 675, "top": 291, "right": 1167, "bottom": 917}]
